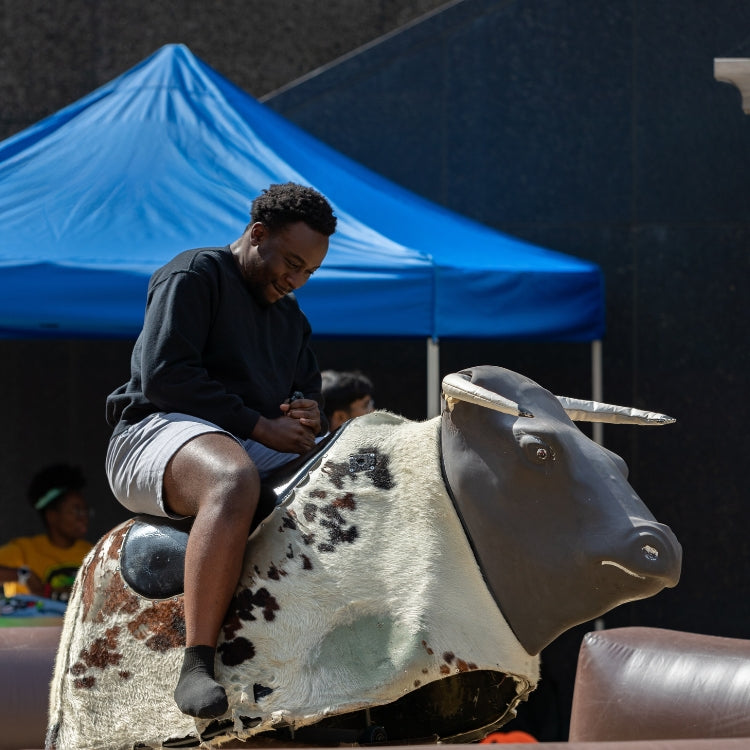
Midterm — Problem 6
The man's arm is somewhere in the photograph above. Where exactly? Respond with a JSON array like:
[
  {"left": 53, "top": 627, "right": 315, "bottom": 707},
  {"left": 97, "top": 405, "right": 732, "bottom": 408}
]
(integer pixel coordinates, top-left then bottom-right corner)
[{"left": 138, "top": 269, "right": 264, "bottom": 438}]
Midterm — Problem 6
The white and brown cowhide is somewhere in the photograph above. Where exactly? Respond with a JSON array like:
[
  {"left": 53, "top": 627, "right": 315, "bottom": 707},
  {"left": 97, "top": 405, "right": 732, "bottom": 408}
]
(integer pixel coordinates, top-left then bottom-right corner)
[{"left": 47, "top": 412, "right": 538, "bottom": 749}]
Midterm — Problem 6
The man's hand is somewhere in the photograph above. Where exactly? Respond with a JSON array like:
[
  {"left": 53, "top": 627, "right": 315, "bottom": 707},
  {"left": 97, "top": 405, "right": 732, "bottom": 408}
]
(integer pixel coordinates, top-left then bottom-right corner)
[
  {"left": 279, "top": 397, "right": 323, "bottom": 436},
  {"left": 252, "top": 408, "right": 318, "bottom": 455}
]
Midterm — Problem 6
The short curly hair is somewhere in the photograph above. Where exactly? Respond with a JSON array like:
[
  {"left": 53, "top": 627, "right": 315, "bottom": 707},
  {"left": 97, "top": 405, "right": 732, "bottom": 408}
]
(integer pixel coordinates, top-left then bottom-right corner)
[
  {"left": 321, "top": 370, "right": 374, "bottom": 420},
  {"left": 27, "top": 464, "right": 86, "bottom": 514},
  {"left": 250, "top": 182, "right": 337, "bottom": 237}
]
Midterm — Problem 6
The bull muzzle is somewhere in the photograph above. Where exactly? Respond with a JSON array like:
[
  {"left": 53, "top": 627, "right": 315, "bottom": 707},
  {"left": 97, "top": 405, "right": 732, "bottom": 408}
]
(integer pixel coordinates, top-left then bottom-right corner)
[{"left": 601, "top": 521, "right": 682, "bottom": 588}]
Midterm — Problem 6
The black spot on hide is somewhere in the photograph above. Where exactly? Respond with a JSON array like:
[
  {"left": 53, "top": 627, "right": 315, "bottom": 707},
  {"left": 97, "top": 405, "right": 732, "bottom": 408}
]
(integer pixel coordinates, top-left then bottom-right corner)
[
  {"left": 45, "top": 722, "right": 60, "bottom": 750},
  {"left": 239, "top": 716, "right": 262, "bottom": 729},
  {"left": 218, "top": 636, "right": 255, "bottom": 666},
  {"left": 253, "top": 683, "right": 274, "bottom": 701},
  {"left": 317, "top": 504, "right": 358, "bottom": 553},
  {"left": 321, "top": 504, "right": 346, "bottom": 526},
  {"left": 279, "top": 512, "right": 297, "bottom": 532},
  {"left": 322, "top": 447, "right": 394, "bottom": 490},
  {"left": 228, "top": 586, "right": 280, "bottom": 625}
]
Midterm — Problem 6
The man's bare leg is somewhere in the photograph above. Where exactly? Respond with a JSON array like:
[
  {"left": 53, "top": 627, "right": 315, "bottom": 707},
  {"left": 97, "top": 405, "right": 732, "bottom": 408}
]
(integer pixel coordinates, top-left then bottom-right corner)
[{"left": 163, "top": 433, "right": 260, "bottom": 718}]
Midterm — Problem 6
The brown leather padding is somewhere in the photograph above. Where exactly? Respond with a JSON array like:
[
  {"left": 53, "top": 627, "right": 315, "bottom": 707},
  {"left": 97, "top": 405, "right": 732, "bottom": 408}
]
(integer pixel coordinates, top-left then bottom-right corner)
[
  {"left": 220, "top": 739, "right": 750, "bottom": 749},
  {"left": 0, "top": 625, "right": 62, "bottom": 750},
  {"left": 569, "top": 627, "right": 750, "bottom": 742}
]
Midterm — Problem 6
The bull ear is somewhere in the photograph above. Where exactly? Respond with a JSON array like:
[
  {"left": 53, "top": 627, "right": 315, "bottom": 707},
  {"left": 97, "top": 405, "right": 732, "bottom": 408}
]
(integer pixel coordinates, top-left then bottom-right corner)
[
  {"left": 442, "top": 373, "right": 534, "bottom": 418},
  {"left": 556, "top": 396, "right": 676, "bottom": 426}
]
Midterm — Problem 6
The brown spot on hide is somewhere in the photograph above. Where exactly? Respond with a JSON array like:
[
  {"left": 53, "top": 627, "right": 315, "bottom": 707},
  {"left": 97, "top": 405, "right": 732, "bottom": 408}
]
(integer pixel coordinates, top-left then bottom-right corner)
[
  {"left": 441, "top": 651, "right": 477, "bottom": 672},
  {"left": 414, "top": 680, "right": 421, "bottom": 687},
  {"left": 108, "top": 522, "right": 132, "bottom": 560},
  {"left": 127, "top": 598, "right": 185, "bottom": 651},
  {"left": 332, "top": 493, "right": 356, "bottom": 511},
  {"left": 69, "top": 662, "right": 86, "bottom": 676},
  {"left": 439, "top": 665, "right": 450, "bottom": 675},
  {"left": 421, "top": 668, "right": 429, "bottom": 674},
  {"left": 218, "top": 636, "right": 255, "bottom": 666},
  {"left": 73, "top": 676, "right": 96, "bottom": 689},
  {"left": 79, "top": 626, "right": 122, "bottom": 669},
  {"left": 79, "top": 524, "right": 130, "bottom": 622},
  {"left": 302, "top": 533, "right": 314, "bottom": 545},
  {"left": 267, "top": 563, "right": 281, "bottom": 580},
  {"left": 286, "top": 543, "right": 294, "bottom": 559},
  {"left": 422, "top": 640, "right": 434, "bottom": 655},
  {"left": 303, "top": 503, "right": 317, "bottom": 522},
  {"left": 309, "top": 489, "right": 326, "bottom": 499},
  {"left": 301, "top": 554, "right": 312, "bottom": 570},
  {"left": 321, "top": 462, "right": 347, "bottom": 489},
  {"left": 145, "top": 633, "right": 178, "bottom": 652},
  {"left": 119, "top": 671, "right": 131, "bottom": 680},
  {"left": 95, "top": 574, "right": 140, "bottom": 623},
  {"left": 79, "top": 556, "right": 97, "bottom": 623}
]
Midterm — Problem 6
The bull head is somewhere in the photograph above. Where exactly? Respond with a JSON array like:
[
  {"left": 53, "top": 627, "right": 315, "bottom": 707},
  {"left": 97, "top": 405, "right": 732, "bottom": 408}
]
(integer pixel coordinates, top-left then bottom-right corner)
[{"left": 440, "top": 366, "right": 682, "bottom": 656}]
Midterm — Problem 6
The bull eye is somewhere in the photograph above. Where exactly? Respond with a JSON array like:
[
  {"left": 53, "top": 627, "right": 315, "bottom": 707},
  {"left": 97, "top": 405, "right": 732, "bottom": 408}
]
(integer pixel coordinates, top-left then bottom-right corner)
[{"left": 519, "top": 434, "right": 554, "bottom": 466}]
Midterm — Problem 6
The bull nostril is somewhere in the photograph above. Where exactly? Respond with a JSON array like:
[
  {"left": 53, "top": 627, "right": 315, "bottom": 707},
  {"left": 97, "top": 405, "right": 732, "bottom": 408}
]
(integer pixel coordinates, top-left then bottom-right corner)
[{"left": 642, "top": 544, "right": 659, "bottom": 562}]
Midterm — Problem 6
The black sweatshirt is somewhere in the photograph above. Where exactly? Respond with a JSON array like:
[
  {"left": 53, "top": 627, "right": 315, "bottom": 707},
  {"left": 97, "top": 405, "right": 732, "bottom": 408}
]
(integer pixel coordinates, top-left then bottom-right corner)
[{"left": 106, "top": 246, "right": 326, "bottom": 438}]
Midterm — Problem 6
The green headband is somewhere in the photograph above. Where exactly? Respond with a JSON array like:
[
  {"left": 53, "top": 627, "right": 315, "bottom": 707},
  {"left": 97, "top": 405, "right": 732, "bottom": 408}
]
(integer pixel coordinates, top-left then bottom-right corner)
[{"left": 34, "top": 487, "right": 67, "bottom": 511}]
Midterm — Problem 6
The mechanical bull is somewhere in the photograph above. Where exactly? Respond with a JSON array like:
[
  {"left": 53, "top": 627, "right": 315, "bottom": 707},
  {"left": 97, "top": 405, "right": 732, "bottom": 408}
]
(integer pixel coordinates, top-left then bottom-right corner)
[{"left": 46, "top": 366, "right": 682, "bottom": 750}]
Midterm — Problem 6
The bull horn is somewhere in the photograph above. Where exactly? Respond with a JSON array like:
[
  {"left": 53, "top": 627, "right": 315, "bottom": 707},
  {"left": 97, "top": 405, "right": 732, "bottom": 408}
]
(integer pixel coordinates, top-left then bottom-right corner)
[
  {"left": 556, "top": 396, "right": 676, "bottom": 426},
  {"left": 442, "top": 373, "right": 534, "bottom": 418}
]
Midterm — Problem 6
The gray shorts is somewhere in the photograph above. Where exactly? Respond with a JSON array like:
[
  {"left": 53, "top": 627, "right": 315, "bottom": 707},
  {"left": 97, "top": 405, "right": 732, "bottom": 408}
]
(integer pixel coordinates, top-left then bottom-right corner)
[{"left": 105, "top": 412, "right": 299, "bottom": 518}]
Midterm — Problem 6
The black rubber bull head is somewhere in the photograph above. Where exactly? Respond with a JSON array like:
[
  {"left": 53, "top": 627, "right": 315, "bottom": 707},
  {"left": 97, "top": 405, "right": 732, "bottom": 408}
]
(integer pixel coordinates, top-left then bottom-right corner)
[{"left": 441, "top": 366, "right": 682, "bottom": 656}]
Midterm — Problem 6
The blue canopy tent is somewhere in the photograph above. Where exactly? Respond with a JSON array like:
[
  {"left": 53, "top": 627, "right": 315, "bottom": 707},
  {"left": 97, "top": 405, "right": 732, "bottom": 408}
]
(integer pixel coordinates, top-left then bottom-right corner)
[{"left": 0, "top": 44, "right": 605, "bottom": 418}]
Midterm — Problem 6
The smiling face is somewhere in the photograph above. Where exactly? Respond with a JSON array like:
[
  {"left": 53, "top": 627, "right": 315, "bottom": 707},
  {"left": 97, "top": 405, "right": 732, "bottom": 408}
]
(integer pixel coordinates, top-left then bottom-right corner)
[{"left": 239, "top": 221, "right": 329, "bottom": 306}]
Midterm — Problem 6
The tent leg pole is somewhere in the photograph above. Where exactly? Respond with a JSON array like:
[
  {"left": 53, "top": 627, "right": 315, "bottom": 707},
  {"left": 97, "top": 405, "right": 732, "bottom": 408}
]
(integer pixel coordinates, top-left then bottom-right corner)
[
  {"left": 592, "top": 339, "right": 603, "bottom": 445},
  {"left": 427, "top": 337, "right": 440, "bottom": 418}
]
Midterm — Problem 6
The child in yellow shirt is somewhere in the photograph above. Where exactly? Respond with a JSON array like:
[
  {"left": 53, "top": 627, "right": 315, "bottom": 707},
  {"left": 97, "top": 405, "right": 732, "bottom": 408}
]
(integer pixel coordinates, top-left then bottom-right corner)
[{"left": 0, "top": 464, "right": 93, "bottom": 600}]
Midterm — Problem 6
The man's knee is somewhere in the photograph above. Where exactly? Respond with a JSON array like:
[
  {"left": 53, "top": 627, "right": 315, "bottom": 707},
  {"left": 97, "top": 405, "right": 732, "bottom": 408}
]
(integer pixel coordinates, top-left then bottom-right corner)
[
  {"left": 206, "top": 459, "right": 260, "bottom": 513},
  {"left": 164, "top": 434, "right": 260, "bottom": 517}
]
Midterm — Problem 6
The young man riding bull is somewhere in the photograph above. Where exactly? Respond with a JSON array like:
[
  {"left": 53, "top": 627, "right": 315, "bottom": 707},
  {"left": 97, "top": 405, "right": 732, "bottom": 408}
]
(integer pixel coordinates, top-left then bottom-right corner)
[{"left": 105, "top": 182, "right": 336, "bottom": 719}]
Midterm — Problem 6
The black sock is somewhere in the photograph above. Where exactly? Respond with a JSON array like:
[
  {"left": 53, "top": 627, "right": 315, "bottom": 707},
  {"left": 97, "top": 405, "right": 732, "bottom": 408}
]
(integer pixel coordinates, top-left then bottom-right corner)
[{"left": 174, "top": 645, "right": 228, "bottom": 719}]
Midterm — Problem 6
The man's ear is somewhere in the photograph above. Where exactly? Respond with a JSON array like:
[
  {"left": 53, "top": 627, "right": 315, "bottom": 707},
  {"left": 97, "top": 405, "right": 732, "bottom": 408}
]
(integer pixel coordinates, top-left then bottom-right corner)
[{"left": 249, "top": 221, "right": 266, "bottom": 244}]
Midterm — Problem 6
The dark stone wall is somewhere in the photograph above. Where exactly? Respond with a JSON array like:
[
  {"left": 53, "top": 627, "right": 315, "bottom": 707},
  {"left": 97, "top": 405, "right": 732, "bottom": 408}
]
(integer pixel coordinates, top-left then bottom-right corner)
[
  {"left": 0, "top": 0, "right": 448, "bottom": 141},
  {"left": 265, "top": 0, "right": 750, "bottom": 739},
  {"left": 1, "top": 0, "right": 749, "bottom": 741}
]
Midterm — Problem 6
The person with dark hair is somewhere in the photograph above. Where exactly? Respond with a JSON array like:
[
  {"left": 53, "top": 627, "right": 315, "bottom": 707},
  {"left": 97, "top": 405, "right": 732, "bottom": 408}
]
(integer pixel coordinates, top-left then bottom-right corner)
[
  {"left": 105, "top": 182, "right": 337, "bottom": 720},
  {"left": 321, "top": 370, "right": 375, "bottom": 431},
  {"left": 0, "top": 464, "right": 92, "bottom": 600}
]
